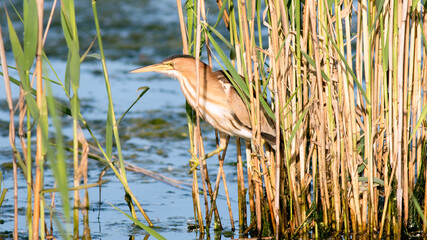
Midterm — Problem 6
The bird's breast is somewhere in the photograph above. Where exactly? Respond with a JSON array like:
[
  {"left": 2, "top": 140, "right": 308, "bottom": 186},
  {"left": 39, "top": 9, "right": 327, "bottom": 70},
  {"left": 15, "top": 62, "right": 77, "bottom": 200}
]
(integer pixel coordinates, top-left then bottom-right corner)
[{"left": 176, "top": 74, "right": 252, "bottom": 140}]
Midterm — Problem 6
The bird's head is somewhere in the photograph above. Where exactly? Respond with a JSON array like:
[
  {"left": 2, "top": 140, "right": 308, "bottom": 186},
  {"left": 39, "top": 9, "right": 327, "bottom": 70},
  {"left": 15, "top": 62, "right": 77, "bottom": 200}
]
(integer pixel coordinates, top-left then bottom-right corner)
[{"left": 130, "top": 55, "right": 207, "bottom": 79}]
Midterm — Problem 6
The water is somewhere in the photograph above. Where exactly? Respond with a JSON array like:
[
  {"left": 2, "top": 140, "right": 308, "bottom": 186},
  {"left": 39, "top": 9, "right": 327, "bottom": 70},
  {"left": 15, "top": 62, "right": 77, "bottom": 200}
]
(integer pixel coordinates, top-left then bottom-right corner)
[{"left": 0, "top": 0, "right": 245, "bottom": 239}]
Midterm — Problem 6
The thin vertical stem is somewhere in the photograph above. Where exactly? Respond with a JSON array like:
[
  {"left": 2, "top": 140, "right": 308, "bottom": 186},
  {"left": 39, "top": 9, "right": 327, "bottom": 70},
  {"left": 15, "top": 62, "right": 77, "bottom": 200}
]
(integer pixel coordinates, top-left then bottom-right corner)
[
  {"left": 176, "top": 0, "right": 188, "bottom": 54},
  {"left": 33, "top": 0, "right": 44, "bottom": 238},
  {"left": 236, "top": 138, "right": 247, "bottom": 232},
  {"left": 396, "top": 0, "right": 409, "bottom": 236},
  {"left": 0, "top": 22, "right": 18, "bottom": 240}
]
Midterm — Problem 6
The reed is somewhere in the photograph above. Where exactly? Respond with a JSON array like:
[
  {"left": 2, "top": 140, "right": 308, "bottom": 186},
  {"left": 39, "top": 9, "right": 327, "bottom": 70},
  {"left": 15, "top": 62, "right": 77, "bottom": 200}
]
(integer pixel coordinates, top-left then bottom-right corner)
[{"left": 178, "top": 0, "right": 427, "bottom": 238}]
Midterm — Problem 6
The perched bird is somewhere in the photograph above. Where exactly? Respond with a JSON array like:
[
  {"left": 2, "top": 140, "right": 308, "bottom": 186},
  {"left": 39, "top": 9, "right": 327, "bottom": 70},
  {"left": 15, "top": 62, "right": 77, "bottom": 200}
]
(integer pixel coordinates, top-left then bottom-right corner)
[{"left": 130, "top": 54, "right": 276, "bottom": 151}]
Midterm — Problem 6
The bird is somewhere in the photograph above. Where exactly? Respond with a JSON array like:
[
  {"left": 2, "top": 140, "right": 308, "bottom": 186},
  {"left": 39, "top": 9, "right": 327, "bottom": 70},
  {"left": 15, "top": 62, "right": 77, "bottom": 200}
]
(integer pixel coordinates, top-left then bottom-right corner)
[{"left": 130, "top": 54, "right": 277, "bottom": 153}]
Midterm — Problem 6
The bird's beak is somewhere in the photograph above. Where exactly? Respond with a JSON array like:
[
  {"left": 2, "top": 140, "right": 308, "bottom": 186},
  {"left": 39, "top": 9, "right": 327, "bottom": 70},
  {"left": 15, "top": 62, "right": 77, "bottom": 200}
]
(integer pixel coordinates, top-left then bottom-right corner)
[{"left": 129, "top": 63, "right": 172, "bottom": 74}]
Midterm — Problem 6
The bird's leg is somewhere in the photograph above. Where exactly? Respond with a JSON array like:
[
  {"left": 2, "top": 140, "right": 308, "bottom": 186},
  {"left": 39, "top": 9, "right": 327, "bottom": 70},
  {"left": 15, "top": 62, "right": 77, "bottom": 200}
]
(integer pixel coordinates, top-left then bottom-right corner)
[{"left": 189, "top": 133, "right": 228, "bottom": 173}]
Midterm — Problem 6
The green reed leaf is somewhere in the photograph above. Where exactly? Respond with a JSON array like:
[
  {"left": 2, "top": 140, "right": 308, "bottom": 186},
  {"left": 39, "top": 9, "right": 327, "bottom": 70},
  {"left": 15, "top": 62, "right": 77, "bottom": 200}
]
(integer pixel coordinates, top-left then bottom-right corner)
[
  {"left": 117, "top": 87, "right": 150, "bottom": 126},
  {"left": 203, "top": 22, "right": 233, "bottom": 49},
  {"left": 204, "top": 30, "right": 248, "bottom": 98},
  {"left": 186, "top": 0, "right": 195, "bottom": 53},
  {"left": 286, "top": 107, "right": 309, "bottom": 151},
  {"left": 213, "top": 0, "right": 228, "bottom": 28},
  {"left": 23, "top": 0, "right": 38, "bottom": 71},
  {"left": 6, "top": 8, "right": 39, "bottom": 120},
  {"left": 0, "top": 172, "right": 7, "bottom": 207},
  {"left": 358, "top": 177, "right": 385, "bottom": 186},
  {"left": 46, "top": 82, "right": 70, "bottom": 221},
  {"left": 6, "top": 9, "right": 25, "bottom": 78},
  {"left": 409, "top": 102, "right": 427, "bottom": 142},
  {"left": 410, "top": 188, "right": 427, "bottom": 227}
]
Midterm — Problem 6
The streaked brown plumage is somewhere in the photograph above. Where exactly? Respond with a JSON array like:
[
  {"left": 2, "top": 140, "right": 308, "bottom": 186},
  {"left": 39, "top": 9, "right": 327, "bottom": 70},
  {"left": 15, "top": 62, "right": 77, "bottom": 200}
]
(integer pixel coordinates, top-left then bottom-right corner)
[{"left": 130, "top": 54, "right": 276, "bottom": 149}]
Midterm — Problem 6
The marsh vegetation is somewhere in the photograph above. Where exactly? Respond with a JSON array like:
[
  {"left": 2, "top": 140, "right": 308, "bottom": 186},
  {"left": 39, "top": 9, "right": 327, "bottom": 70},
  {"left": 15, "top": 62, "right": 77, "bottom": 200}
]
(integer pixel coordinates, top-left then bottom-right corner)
[{"left": 1, "top": 0, "right": 427, "bottom": 239}]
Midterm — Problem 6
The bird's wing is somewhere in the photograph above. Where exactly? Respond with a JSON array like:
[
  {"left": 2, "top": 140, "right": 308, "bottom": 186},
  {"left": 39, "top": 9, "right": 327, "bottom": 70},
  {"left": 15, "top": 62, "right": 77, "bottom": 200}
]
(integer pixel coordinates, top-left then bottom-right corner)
[
  {"left": 214, "top": 70, "right": 253, "bottom": 131},
  {"left": 215, "top": 70, "right": 277, "bottom": 148}
]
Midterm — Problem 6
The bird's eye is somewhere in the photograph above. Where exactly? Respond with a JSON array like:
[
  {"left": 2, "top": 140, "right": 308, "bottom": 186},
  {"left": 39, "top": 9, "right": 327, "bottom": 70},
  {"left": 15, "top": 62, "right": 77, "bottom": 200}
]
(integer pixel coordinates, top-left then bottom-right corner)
[{"left": 168, "top": 62, "right": 174, "bottom": 67}]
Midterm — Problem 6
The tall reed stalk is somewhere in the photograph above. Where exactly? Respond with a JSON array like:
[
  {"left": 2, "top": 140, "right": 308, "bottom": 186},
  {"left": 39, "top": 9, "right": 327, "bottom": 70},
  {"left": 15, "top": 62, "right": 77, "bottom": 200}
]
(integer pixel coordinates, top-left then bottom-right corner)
[{"left": 178, "top": 0, "right": 427, "bottom": 238}]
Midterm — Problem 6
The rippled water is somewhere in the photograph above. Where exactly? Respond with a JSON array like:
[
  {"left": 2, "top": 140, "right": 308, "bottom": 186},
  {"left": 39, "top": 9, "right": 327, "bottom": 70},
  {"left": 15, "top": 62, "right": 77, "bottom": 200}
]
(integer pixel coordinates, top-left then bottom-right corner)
[{"left": 0, "top": 0, "right": 245, "bottom": 239}]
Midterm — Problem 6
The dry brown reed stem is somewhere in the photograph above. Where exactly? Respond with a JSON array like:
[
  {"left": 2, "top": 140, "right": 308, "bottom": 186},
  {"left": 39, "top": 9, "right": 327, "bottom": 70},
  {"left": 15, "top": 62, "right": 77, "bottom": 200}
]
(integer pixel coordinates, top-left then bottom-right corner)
[
  {"left": 423, "top": 7, "right": 427, "bottom": 234},
  {"left": 191, "top": 168, "right": 204, "bottom": 232},
  {"left": 265, "top": 0, "right": 283, "bottom": 235},
  {"left": 402, "top": 0, "right": 410, "bottom": 227},
  {"left": 77, "top": 129, "right": 91, "bottom": 238},
  {"left": 208, "top": 162, "right": 224, "bottom": 226},
  {"left": 193, "top": 0, "right": 211, "bottom": 230},
  {"left": 73, "top": 133, "right": 80, "bottom": 236},
  {"left": 396, "top": 1, "right": 409, "bottom": 236},
  {"left": 124, "top": 162, "right": 191, "bottom": 189},
  {"left": 245, "top": 141, "right": 255, "bottom": 225},
  {"left": 215, "top": 135, "right": 235, "bottom": 230},
  {"left": 0, "top": 23, "right": 18, "bottom": 240},
  {"left": 239, "top": 0, "right": 264, "bottom": 234},
  {"left": 332, "top": 2, "right": 344, "bottom": 232},
  {"left": 215, "top": 0, "right": 230, "bottom": 29},
  {"left": 42, "top": 0, "right": 57, "bottom": 46},
  {"left": 309, "top": 0, "right": 329, "bottom": 229},
  {"left": 17, "top": 91, "right": 27, "bottom": 165},
  {"left": 361, "top": 0, "right": 371, "bottom": 231},
  {"left": 208, "top": 150, "right": 234, "bottom": 229},
  {"left": 207, "top": 139, "right": 226, "bottom": 223},
  {"left": 378, "top": 152, "right": 399, "bottom": 238},
  {"left": 195, "top": 0, "right": 223, "bottom": 229},
  {"left": 236, "top": 138, "right": 247, "bottom": 231},
  {"left": 412, "top": 0, "right": 420, "bottom": 222},
  {"left": 176, "top": 0, "right": 188, "bottom": 54},
  {"left": 260, "top": 154, "right": 275, "bottom": 229},
  {"left": 18, "top": 89, "right": 32, "bottom": 237},
  {"left": 49, "top": 188, "right": 55, "bottom": 237},
  {"left": 194, "top": 121, "right": 223, "bottom": 227},
  {"left": 221, "top": 160, "right": 235, "bottom": 229},
  {"left": 33, "top": 0, "right": 44, "bottom": 238}
]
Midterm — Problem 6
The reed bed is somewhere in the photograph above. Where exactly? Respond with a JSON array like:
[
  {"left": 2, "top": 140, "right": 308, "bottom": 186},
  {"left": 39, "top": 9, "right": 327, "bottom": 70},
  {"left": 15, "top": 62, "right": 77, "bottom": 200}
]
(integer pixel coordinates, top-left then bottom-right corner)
[{"left": 178, "top": 0, "right": 427, "bottom": 238}]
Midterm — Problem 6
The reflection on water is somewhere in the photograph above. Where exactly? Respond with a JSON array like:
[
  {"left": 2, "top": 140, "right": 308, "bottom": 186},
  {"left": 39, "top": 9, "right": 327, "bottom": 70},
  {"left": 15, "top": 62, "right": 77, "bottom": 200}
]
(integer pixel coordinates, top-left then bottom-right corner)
[{"left": 0, "top": 0, "right": 238, "bottom": 239}]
